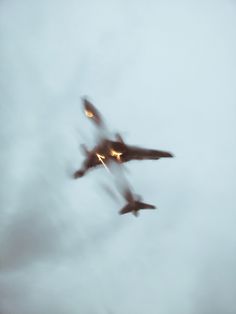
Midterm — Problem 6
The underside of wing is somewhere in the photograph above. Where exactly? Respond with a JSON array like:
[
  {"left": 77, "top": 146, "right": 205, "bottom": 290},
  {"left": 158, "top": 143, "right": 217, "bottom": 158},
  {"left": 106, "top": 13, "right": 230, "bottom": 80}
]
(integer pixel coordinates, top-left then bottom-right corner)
[{"left": 124, "top": 146, "right": 174, "bottom": 161}]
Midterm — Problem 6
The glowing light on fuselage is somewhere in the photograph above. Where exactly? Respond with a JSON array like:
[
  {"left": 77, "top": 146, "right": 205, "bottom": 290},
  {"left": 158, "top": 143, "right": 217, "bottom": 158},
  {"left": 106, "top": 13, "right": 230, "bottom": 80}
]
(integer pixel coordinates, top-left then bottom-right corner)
[
  {"left": 96, "top": 153, "right": 110, "bottom": 173},
  {"left": 110, "top": 149, "right": 123, "bottom": 161},
  {"left": 85, "top": 109, "right": 94, "bottom": 118}
]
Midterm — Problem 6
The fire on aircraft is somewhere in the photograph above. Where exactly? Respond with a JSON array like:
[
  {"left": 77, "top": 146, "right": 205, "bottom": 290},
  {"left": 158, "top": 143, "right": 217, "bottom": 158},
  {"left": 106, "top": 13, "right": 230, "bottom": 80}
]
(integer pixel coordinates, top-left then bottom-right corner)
[
  {"left": 73, "top": 98, "right": 173, "bottom": 178},
  {"left": 73, "top": 97, "right": 173, "bottom": 216}
]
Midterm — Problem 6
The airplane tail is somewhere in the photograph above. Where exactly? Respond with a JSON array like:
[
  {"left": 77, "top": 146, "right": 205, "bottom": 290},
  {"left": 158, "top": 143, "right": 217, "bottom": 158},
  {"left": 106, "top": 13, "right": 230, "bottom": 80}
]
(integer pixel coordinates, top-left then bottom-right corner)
[
  {"left": 119, "top": 201, "right": 156, "bottom": 216},
  {"left": 134, "top": 201, "right": 156, "bottom": 210}
]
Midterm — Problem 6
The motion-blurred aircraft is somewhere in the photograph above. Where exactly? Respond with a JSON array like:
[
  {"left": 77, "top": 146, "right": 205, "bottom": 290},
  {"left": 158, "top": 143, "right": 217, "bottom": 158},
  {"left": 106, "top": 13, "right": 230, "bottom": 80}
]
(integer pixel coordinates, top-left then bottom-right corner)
[{"left": 73, "top": 98, "right": 173, "bottom": 178}]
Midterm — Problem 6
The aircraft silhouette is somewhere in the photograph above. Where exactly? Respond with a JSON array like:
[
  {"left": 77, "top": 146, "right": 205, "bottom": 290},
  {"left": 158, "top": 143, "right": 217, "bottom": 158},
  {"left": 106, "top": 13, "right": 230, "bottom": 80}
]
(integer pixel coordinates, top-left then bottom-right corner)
[{"left": 73, "top": 98, "right": 173, "bottom": 178}]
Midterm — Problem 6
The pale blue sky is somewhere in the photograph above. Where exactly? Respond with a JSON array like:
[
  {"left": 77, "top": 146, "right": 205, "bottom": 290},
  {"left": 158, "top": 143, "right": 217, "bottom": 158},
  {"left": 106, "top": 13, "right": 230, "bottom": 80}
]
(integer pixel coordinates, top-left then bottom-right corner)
[{"left": 0, "top": 1, "right": 236, "bottom": 313}]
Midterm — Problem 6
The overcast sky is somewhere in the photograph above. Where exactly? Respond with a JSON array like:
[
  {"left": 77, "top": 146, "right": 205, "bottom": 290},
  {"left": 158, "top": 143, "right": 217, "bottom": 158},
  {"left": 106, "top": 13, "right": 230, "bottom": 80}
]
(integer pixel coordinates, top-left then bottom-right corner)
[{"left": 0, "top": 0, "right": 236, "bottom": 313}]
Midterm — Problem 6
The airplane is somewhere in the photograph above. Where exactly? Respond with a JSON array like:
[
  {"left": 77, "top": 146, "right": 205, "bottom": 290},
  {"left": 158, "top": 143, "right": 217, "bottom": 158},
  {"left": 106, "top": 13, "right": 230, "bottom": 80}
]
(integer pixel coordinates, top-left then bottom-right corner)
[
  {"left": 119, "top": 187, "right": 156, "bottom": 217},
  {"left": 73, "top": 98, "right": 174, "bottom": 178}
]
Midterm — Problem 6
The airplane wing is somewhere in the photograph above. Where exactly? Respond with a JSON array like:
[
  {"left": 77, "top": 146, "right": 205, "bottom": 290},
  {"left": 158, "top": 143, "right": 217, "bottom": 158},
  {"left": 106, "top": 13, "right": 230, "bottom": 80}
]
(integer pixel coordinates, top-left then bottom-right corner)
[{"left": 122, "top": 146, "right": 174, "bottom": 161}]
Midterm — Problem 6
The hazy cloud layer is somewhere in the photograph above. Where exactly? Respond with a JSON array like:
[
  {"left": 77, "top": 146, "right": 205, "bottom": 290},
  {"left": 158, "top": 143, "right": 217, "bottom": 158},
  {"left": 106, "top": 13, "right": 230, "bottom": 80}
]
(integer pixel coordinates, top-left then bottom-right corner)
[{"left": 0, "top": 0, "right": 236, "bottom": 313}]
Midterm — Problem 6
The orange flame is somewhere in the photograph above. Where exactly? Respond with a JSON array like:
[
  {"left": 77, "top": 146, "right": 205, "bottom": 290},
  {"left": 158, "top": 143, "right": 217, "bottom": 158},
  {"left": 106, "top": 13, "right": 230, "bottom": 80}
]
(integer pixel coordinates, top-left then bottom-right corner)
[
  {"left": 96, "top": 153, "right": 110, "bottom": 173},
  {"left": 85, "top": 109, "right": 94, "bottom": 118},
  {"left": 110, "top": 149, "right": 123, "bottom": 161}
]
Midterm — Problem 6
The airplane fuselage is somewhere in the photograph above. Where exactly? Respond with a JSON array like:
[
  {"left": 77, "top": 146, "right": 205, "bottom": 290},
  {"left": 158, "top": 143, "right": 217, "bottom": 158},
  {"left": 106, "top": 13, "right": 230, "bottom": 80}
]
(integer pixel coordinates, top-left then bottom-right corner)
[{"left": 74, "top": 139, "right": 173, "bottom": 178}]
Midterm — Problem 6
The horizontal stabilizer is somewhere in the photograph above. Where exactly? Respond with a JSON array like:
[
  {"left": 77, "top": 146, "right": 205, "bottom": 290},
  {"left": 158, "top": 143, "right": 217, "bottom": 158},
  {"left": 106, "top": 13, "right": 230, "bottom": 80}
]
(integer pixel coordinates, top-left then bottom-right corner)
[
  {"left": 119, "top": 200, "right": 156, "bottom": 215},
  {"left": 135, "top": 201, "right": 156, "bottom": 210}
]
